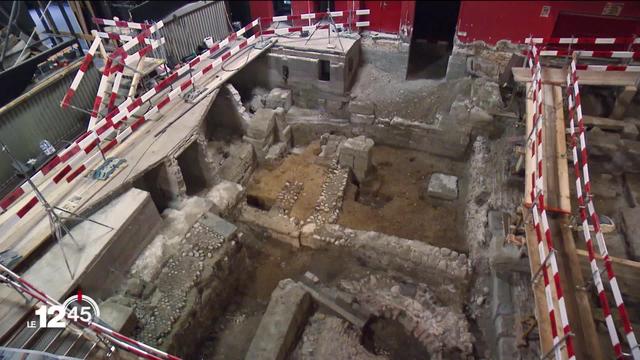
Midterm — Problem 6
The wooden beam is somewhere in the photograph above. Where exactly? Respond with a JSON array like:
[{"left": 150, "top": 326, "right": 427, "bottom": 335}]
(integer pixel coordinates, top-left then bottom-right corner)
[
  {"left": 553, "top": 86, "right": 571, "bottom": 213},
  {"left": 575, "top": 249, "right": 640, "bottom": 301},
  {"left": 611, "top": 85, "right": 637, "bottom": 119},
  {"left": 523, "top": 82, "right": 556, "bottom": 356},
  {"left": 582, "top": 115, "right": 625, "bottom": 132},
  {"left": 513, "top": 67, "right": 640, "bottom": 87}
]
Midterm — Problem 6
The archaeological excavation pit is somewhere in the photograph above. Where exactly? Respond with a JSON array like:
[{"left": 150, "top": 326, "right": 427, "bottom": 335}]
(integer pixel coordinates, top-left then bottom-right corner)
[{"left": 2, "top": 3, "right": 640, "bottom": 360}]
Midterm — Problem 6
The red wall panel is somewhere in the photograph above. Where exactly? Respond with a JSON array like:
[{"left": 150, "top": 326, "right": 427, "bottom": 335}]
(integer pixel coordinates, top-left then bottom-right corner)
[
  {"left": 249, "top": 1, "right": 274, "bottom": 19},
  {"left": 457, "top": 1, "right": 640, "bottom": 45}
]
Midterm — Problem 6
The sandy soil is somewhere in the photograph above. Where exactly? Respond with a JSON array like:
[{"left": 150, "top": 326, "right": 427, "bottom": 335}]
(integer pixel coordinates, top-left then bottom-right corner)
[
  {"left": 246, "top": 142, "right": 327, "bottom": 221},
  {"left": 338, "top": 145, "right": 468, "bottom": 253}
]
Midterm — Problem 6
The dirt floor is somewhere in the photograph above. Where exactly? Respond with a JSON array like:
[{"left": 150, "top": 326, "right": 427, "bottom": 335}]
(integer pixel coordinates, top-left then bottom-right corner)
[
  {"left": 246, "top": 142, "right": 326, "bottom": 221},
  {"left": 246, "top": 142, "right": 469, "bottom": 253},
  {"left": 338, "top": 145, "right": 468, "bottom": 253}
]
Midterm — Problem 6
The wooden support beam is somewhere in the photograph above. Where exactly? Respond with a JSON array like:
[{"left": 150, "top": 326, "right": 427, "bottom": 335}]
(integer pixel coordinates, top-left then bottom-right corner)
[
  {"left": 575, "top": 249, "right": 640, "bottom": 302},
  {"left": 611, "top": 85, "right": 637, "bottom": 119},
  {"left": 513, "top": 67, "right": 640, "bottom": 87},
  {"left": 582, "top": 115, "right": 625, "bottom": 132},
  {"left": 523, "top": 82, "right": 556, "bottom": 355}
]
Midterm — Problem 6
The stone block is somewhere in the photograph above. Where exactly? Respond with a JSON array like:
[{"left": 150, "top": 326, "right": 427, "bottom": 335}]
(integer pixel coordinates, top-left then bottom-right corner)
[
  {"left": 586, "top": 127, "right": 621, "bottom": 157},
  {"left": 350, "top": 113, "right": 375, "bottom": 125},
  {"left": 621, "top": 139, "right": 640, "bottom": 157},
  {"left": 243, "top": 133, "right": 274, "bottom": 153},
  {"left": 491, "top": 272, "right": 513, "bottom": 318},
  {"left": 206, "top": 180, "right": 244, "bottom": 215},
  {"left": 265, "top": 88, "right": 292, "bottom": 111},
  {"left": 245, "top": 280, "right": 312, "bottom": 360},
  {"left": 348, "top": 99, "right": 375, "bottom": 116},
  {"left": 496, "top": 336, "right": 517, "bottom": 360},
  {"left": 427, "top": 173, "right": 459, "bottom": 200},
  {"left": 247, "top": 108, "right": 276, "bottom": 140},
  {"left": 623, "top": 123, "right": 639, "bottom": 140},
  {"left": 338, "top": 136, "right": 374, "bottom": 182},
  {"left": 494, "top": 314, "right": 515, "bottom": 338},
  {"left": 621, "top": 207, "right": 640, "bottom": 260},
  {"left": 99, "top": 300, "right": 137, "bottom": 334},
  {"left": 265, "top": 142, "right": 288, "bottom": 162},
  {"left": 199, "top": 212, "right": 238, "bottom": 241}
]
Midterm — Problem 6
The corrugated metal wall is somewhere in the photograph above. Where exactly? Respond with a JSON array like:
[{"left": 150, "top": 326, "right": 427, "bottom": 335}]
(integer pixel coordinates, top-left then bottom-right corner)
[
  {"left": 0, "top": 64, "right": 100, "bottom": 196},
  {"left": 161, "top": 1, "right": 231, "bottom": 66}
]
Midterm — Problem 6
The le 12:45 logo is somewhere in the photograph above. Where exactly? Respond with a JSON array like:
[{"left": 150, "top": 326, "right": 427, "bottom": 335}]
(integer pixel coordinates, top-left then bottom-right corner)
[{"left": 28, "top": 291, "right": 101, "bottom": 329}]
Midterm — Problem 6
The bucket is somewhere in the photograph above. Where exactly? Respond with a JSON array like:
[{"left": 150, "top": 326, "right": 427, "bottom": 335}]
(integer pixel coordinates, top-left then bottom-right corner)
[{"left": 204, "top": 36, "right": 214, "bottom": 48}]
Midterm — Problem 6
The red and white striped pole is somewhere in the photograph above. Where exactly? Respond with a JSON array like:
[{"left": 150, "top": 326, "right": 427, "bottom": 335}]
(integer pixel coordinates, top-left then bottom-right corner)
[
  {"left": 529, "top": 45, "right": 576, "bottom": 360},
  {"left": 60, "top": 37, "right": 102, "bottom": 108},
  {"left": 569, "top": 58, "right": 640, "bottom": 360},
  {"left": 528, "top": 48, "right": 563, "bottom": 360},
  {"left": 565, "top": 63, "right": 624, "bottom": 358}
]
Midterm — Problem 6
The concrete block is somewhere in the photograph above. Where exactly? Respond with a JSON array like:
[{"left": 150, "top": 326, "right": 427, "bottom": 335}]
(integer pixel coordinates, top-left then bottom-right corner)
[
  {"left": 199, "top": 212, "right": 238, "bottom": 241},
  {"left": 348, "top": 99, "right": 375, "bottom": 116},
  {"left": 99, "top": 300, "right": 137, "bottom": 334},
  {"left": 445, "top": 53, "right": 468, "bottom": 80},
  {"left": 247, "top": 108, "right": 276, "bottom": 140},
  {"left": 245, "top": 280, "right": 312, "bottom": 360},
  {"left": 427, "top": 173, "right": 459, "bottom": 200},
  {"left": 338, "top": 136, "right": 374, "bottom": 182},
  {"left": 265, "top": 88, "right": 292, "bottom": 111},
  {"left": 206, "top": 180, "right": 244, "bottom": 215},
  {"left": 350, "top": 113, "right": 375, "bottom": 125}
]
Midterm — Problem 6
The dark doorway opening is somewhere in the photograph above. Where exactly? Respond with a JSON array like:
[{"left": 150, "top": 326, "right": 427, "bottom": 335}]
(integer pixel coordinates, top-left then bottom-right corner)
[
  {"left": 314, "top": 0, "right": 335, "bottom": 12},
  {"left": 273, "top": 0, "right": 292, "bottom": 17},
  {"left": 228, "top": 1, "right": 252, "bottom": 27},
  {"left": 407, "top": 1, "right": 460, "bottom": 80}
]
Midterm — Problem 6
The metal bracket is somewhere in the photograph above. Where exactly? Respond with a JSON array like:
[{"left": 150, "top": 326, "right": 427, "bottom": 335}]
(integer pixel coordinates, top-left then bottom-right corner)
[{"left": 531, "top": 248, "right": 556, "bottom": 284}]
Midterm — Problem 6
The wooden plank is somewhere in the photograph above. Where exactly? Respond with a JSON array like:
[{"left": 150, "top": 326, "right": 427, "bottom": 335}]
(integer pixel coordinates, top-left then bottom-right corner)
[
  {"left": 513, "top": 67, "right": 640, "bottom": 86},
  {"left": 582, "top": 115, "right": 625, "bottom": 132},
  {"left": 523, "top": 83, "right": 555, "bottom": 356},
  {"left": 553, "top": 86, "right": 571, "bottom": 213},
  {"left": 547, "top": 85, "right": 602, "bottom": 360},
  {"left": 611, "top": 85, "right": 637, "bottom": 119},
  {"left": 575, "top": 249, "right": 640, "bottom": 301}
]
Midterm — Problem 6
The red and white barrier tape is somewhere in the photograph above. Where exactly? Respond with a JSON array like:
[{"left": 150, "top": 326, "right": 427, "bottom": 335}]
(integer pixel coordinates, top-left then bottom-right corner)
[
  {"left": 539, "top": 50, "right": 640, "bottom": 60},
  {"left": 0, "top": 20, "right": 262, "bottom": 221},
  {"left": 263, "top": 8, "right": 370, "bottom": 23},
  {"left": 569, "top": 59, "right": 640, "bottom": 360},
  {"left": 528, "top": 51, "right": 562, "bottom": 360},
  {"left": 92, "top": 17, "right": 151, "bottom": 30},
  {"left": 529, "top": 45, "right": 576, "bottom": 360},
  {"left": 60, "top": 37, "right": 102, "bottom": 108},
  {"left": 525, "top": 37, "right": 640, "bottom": 45},
  {"left": 94, "top": 31, "right": 154, "bottom": 45},
  {"left": 61, "top": 21, "right": 164, "bottom": 109},
  {"left": 566, "top": 63, "right": 625, "bottom": 358},
  {"left": 260, "top": 21, "right": 369, "bottom": 36}
]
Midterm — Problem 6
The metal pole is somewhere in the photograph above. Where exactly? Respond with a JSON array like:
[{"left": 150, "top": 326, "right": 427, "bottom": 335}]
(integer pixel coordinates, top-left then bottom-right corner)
[
  {"left": 12, "top": 0, "right": 53, "bottom": 68},
  {"left": 0, "top": 1, "right": 19, "bottom": 68},
  {"left": 33, "top": 3, "right": 57, "bottom": 46}
]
